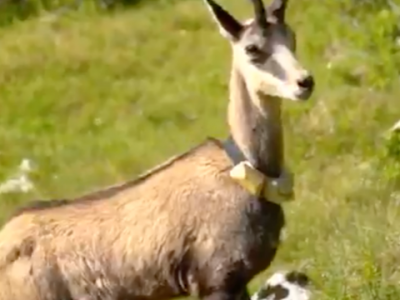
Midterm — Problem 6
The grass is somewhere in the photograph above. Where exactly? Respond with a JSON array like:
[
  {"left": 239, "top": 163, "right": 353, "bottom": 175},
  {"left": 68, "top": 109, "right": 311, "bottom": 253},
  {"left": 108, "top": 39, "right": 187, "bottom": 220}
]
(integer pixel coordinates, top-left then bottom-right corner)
[{"left": 0, "top": 0, "right": 400, "bottom": 299}]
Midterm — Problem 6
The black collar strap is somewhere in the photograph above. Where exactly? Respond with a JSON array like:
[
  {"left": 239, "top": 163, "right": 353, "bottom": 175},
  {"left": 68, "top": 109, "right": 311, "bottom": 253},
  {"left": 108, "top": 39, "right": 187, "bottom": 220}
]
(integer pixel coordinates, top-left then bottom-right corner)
[
  {"left": 222, "top": 135, "right": 294, "bottom": 204},
  {"left": 222, "top": 135, "right": 246, "bottom": 166},
  {"left": 223, "top": 135, "right": 268, "bottom": 199}
]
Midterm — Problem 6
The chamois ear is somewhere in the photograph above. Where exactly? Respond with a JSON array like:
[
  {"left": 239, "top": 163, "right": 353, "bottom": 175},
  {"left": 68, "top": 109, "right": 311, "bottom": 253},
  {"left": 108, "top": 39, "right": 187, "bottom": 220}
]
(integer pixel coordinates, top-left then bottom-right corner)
[
  {"left": 267, "top": 0, "right": 288, "bottom": 23},
  {"left": 203, "top": 0, "right": 243, "bottom": 41}
]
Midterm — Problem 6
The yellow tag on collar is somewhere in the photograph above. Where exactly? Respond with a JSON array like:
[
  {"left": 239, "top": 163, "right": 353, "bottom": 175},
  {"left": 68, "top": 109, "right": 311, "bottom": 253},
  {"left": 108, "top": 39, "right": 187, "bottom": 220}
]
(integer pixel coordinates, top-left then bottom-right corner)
[{"left": 229, "top": 161, "right": 294, "bottom": 204}]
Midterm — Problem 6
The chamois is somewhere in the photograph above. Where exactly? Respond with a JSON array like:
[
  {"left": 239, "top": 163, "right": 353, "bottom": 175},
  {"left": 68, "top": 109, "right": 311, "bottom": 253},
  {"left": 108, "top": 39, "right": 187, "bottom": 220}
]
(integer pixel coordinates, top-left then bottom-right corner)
[{"left": 0, "top": 0, "right": 314, "bottom": 299}]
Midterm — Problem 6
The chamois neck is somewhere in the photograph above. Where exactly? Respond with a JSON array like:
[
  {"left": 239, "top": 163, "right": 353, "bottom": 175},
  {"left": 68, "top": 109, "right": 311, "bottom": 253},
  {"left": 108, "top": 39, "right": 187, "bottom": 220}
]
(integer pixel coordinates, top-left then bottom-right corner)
[{"left": 227, "top": 65, "right": 283, "bottom": 178}]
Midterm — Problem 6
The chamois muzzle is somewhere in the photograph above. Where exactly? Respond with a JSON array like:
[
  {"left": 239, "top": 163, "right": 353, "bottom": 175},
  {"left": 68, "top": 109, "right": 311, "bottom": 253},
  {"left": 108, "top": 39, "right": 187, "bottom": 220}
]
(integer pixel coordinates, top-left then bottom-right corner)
[{"left": 296, "top": 74, "right": 315, "bottom": 100}]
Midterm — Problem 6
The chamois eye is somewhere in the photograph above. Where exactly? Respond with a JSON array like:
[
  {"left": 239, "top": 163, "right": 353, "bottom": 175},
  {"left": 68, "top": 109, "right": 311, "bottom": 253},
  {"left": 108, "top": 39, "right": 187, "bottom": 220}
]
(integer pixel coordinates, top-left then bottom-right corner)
[
  {"left": 245, "top": 45, "right": 261, "bottom": 56},
  {"left": 245, "top": 45, "right": 268, "bottom": 64}
]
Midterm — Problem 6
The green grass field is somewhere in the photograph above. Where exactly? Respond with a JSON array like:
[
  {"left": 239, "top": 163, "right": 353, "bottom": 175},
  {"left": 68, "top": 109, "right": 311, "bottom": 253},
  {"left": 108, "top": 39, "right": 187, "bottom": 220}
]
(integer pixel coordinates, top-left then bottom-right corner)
[{"left": 0, "top": 0, "right": 400, "bottom": 299}]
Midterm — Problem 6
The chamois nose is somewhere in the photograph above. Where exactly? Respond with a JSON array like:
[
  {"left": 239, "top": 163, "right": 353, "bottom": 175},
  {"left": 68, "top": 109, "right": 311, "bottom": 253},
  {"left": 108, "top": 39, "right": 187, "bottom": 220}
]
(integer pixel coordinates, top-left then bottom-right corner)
[{"left": 297, "top": 75, "right": 314, "bottom": 91}]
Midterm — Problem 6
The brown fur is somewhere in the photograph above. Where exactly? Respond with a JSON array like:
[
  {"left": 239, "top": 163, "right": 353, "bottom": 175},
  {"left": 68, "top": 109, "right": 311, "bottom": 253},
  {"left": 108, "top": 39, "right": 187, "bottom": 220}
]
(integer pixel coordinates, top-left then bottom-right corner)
[
  {"left": 0, "top": 138, "right": 284, "bottom": 300},
  {"left": 10, "top": 142, "right": 212, "bottom": 218}
]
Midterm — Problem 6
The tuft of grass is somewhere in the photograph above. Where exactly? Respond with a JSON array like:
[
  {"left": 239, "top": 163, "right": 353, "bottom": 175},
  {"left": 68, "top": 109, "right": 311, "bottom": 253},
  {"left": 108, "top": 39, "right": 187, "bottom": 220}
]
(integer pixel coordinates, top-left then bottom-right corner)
[{"left": 0, "top": 0, "right": 400, "bottom": 299}]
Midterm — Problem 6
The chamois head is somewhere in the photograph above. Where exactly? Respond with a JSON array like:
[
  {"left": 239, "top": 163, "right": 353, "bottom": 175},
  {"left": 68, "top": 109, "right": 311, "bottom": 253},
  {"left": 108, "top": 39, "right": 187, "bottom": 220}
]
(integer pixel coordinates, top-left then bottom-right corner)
[{"left": 204, "top": 0, "right": 314, "bottom": 102}]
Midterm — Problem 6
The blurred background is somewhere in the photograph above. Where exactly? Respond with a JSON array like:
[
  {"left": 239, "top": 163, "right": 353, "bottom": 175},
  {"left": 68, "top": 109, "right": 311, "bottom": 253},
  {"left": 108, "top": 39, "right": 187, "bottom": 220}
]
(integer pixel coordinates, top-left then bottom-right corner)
[{"left": 0, "top": 0, "right": 399, "bottom": 299}]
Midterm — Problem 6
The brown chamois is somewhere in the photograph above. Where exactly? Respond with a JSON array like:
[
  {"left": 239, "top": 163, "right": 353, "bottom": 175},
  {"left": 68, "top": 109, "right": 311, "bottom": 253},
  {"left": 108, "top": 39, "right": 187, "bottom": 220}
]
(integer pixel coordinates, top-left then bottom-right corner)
[{"left": 0, "top": 0, "right": 314, "bottom": 299}]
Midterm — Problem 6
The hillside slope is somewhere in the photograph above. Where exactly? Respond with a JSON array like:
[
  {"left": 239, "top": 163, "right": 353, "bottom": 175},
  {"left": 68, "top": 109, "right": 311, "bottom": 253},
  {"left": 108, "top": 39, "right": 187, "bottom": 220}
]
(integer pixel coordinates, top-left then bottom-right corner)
[{"left": 0, "top": 0, "right": 399, "bottom": 299}]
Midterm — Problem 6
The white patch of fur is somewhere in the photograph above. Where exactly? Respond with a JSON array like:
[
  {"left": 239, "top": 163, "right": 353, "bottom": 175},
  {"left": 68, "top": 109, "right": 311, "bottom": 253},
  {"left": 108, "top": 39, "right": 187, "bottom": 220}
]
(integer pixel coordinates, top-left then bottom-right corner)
[{"left": 251, "top": 271, "right": 312, "bottom": 300}]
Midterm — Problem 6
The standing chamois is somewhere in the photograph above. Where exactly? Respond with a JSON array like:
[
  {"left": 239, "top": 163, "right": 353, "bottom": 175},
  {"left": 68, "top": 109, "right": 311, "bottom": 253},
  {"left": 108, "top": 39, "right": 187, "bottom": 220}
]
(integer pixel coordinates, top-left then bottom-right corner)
[{"left": 0, "top": 0, "right": 314, "bottom": 299}]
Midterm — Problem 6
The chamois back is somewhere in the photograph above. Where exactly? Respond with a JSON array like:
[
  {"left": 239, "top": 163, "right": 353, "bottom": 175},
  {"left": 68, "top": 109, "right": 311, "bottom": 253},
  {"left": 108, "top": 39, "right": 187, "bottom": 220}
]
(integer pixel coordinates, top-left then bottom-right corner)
[{"left": 10, "top": 137, "right": 223, "bottom": 219}]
